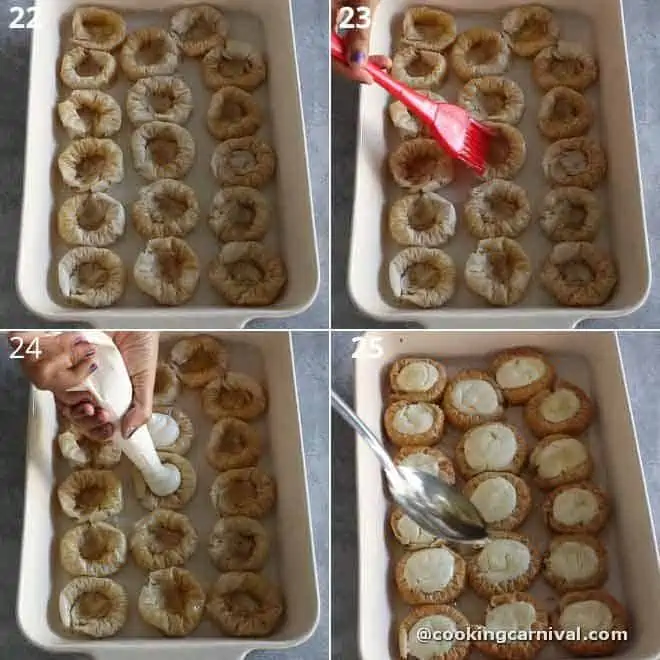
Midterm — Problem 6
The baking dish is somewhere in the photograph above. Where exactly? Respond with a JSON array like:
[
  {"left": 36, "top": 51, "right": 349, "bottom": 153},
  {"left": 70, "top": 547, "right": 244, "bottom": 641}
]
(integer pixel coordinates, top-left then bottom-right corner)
[
  {"left": 347, "top": 0, "right": 650, "bottom": 328},
  {"left": 354, "top": 331, "right": 660, "bottom": 659},
  {"left": 17, "top": 331, "right": 319, "bottom": 659},
  {"left": 17, "top": 0, "right": 319, "bottom": 329}
]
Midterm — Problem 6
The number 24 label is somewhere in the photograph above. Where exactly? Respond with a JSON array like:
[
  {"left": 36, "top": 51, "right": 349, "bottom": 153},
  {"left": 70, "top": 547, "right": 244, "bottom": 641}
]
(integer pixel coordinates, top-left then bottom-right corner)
[{"left": 9, "top": 337, "right": 42, "bottom": 359}]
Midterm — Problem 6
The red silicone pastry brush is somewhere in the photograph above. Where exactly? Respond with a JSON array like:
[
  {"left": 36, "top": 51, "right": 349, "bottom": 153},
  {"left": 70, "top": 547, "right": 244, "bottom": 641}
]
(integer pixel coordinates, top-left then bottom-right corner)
[{"left": 331, "top": 32, "right": 493, "bottom": 176}]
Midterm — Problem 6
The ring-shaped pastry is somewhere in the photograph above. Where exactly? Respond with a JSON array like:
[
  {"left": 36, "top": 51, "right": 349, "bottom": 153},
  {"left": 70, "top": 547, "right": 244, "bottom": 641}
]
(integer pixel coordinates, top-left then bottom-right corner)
[
  {"left": 389, "top": 192, "right": 456, "bottom": 247},
  {"left": 525, "top": 379, "right": 595, "bottom": 438},
  {"left": 442, "top": 370, "right": 505, "bottom": 431},
  {"left": 390, "top": 505, "right": 443, "bottom": 550},
  {"left": 138, "top": 567, "right": 205, "bottom": 636},
  {"left": 208, "top": 517, "right": 269, "bottom": 572},
  {"left": 210, "top": 467, "right": 276, "bottom": 518},
  {"left": 134, "top": 237, "right": 200, "bottom": 306},
  {"left": 533, "top": 41, "right": 598, "bottom": 91},
  {"left": 539, "top": 87, "right": 593, "bottom": 140},
  {"left": 389, "top": 246, "right": 456, "bottom": 308},
  {"left": 126, "top": 76, "right": 193, "bottom": 125},
  {"left": 458, "top": 76, "right": 525, "bottom": 125},
  {"left": 399, "top": 605, "right": 470, "bottom": 660},
  {"left": 120, "top": 27, "right": 180, "bottom": 80},
  {"left": 207, "top": 86, "right": 262, "bottom": 140},
  {"left": 208, "top": 187, "right": 270, "bottom": 242},
  {"left": 130, "top": 509, "right": 198, "bottom": 570},
  {"left": 207, "top": 572, "right": 283, "bottom": 637},
  {"left": 394, "top": 446, "right": 455, "bottom": 484},
  {"left": 490, "top": 347, "right": 555, "bottom": 405},
  {"left": 389, "top": 90, "right": 446, "bottom": 140},
  {"left": 131, "top": 121, "right": 195, "bottom": 181},
  {"left": 451, "top": 28, "right": 511, "bottom": 81},
  {"left": 59, "top": 576, "right": 128, "bottom": 638},
  {"left": 389, "top": 357, "right": 448, "bottom": 402},
  {"left": 482, "top": 122, "right": 527, "bottom": 180},
  {"left": 71, "top": 7, "right": 127, "bottom": 51},
  {"left": 170, "top": 5, "right": 228, "bottom": 57},
  {"left": 502, "top": 5, "right": 559, "bottom": 57},
  {"left": 543, "top": 481, "right": 610, "bottom": 535},
  {"left": 58, "top": 469, "right": 123, "bottom": 522},
  {"left": 465, "top": 237, "right": 532, "bottom": 306},
  {"left": 402, "top": 7, "right": 457, "bottom": 52},
  {"left": 529, "top": 434, "right": 593, "bottom": 490},
  {"left": 389, "top": 138, "right": 454, "bottom": 191},
  {"left": 58, "top": 138, "right": 124, "bottom": 192},
  {"left": 392, "top": 46, "right": 448, "bottom": 89},
  {"left": 58, "top": 247, "right": 125, "bottom": 308},
  {"left": 540, "top": 242, "right": 617, "bottom": 306},
  {"left": 170, "top": 335, "right": 228, "bottom": 388},
  {"left": 58, "top": 424, "right": 121, "bottom": 469},
  {"left": 543, "top": 534, "right": 608, "bottom": 593},
  {"left": 60, "top": 522, "right": 127, "bottom": 577},
  {"left": 211, "top": 136, "right": 276, "bottom": 188},
  {"left": 60, "top": 47, "right": 117, "bottom": 89},
  {"left": 133, "top": 452, "right": 197, "bottom": 511},
  {"left": 132, "top": 179, "right": 199, "bottom": 239},
  {"left": 202, "top": 41, "right": 267, "bottom": 91},
  {"left": 58, "top": 192, "right": 125, "bottom": 247},
  {"left": 543, "top": 137, "right": 607, "bottom": 189},
  {"left": 150, "top": 407, "right": 194, "bottom": 454},
  {"left": 206, "top": 417, "right": 262, "bottom": 471},
  {"left": 465, "top": 180, "right": 531, "bottom": 239},
  {"left": 58, "top": 90, "right": 122, "bottom": 139},
  {"left": 202, "top": 371, "right": 267, "bottom": 421},
  {"left": 383, "top": 400, "right": 444, "bottom": 446},
  {"left": 209, "top": 241, "right": 287, "bottom": 306},
  {"left": 540, "top": 187, "right": 601, "bottom": 243},
  {"left": 154, "top": 361, "right": 180, "bottom": 405}
]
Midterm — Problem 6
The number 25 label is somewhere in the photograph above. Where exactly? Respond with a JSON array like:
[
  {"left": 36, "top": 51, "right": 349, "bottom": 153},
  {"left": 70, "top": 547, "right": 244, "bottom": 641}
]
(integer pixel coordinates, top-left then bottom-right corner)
[
  {"left": 337, "top": 6, "right": 371, "bottom": 30},
  {"left": 352, "top": 336, "right": 383, "bottom": 359}
]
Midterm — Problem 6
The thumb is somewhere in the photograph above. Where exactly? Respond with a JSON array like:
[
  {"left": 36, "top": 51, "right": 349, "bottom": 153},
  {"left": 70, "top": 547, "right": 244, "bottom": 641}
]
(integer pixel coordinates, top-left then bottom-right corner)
[{"left": 121, "top": 402, "right": 149, "bottom": 439}]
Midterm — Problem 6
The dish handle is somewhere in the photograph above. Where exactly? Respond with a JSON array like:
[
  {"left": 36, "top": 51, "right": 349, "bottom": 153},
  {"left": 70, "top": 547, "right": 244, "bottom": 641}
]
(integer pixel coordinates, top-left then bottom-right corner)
[
  {"left": 92, "top": 648, "right": 251, "bottom": 660},
  {"left": 420, "top": 314, "right": 584, "bottom": 329},
  {"left": 87, "top": 314, "right": 255, "bottom": 330}
]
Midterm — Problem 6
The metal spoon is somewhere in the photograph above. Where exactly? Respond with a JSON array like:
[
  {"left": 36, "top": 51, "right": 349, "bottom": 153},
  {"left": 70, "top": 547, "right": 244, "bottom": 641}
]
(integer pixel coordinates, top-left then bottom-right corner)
[{"left": 332, "top": 390, "right": 488, "bottom": 545}]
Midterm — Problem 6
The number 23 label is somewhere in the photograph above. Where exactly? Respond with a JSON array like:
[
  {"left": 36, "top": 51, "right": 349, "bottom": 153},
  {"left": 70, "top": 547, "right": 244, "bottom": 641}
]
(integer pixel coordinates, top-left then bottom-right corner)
[{"left": 337, "top": 6, "right": 372, "bottom": 30}]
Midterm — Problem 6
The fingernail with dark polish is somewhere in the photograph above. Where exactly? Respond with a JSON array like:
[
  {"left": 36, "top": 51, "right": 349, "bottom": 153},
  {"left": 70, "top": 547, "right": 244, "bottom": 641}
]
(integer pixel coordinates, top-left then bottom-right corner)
[
  {"left": 89, "top": 363, "right": 98, "bottom": 373},
  {"left": 350, "top": 51, "right": 366, "bottom": 64}
]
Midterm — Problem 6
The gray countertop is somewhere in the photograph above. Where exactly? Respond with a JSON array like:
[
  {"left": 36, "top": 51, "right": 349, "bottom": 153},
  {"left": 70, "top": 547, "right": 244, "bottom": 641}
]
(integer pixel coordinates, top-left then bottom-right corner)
[
  {"left": 331, "top": 330, "right": 660, "bottom": 659},
  {"left": 332, "top": 0, "right": 660, "bottom": 330},
  {"left": 0, "top": 331, "right": 328, "bottom": 660},
  {"left": 0, "top": 0, "right": 328, "bottom": 330}
]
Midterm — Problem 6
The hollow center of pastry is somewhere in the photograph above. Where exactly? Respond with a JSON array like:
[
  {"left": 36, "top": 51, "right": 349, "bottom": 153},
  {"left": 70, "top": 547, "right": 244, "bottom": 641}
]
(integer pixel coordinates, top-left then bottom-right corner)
[
  {"left": 228, "top": 149, "right": 257, "bottom": 172},
  {"left": 559, "top": 259, "right": 594, "bottom": 285},
  {"left": 226, "top": 479, "right": 257, "bottom": 504},
  {"left": 76, "top": 484, "right": 108, "bottom": 512},
  {"left": 219, "top": 54, "right": 251, "bottom": 77},
  {"left": 477, "top": 539, "right": 530, "bottom": 581},
  {"left": 154, "top": 368, "right": 170, "bottom": 393},
  {"left": 220, "top": 100, "right": 247, "bottom": 122},
  {"left": 227, "top": 200, "right": 257, "bottom": 228},
  {"left": 540, "top": 388, "right": 581, "bottom": 422},
  {"left": 517, "top": 16, "right": 548, "bottom": 41},
  {"left": 395, "top": 511, "right": 436, "bottom": 546},
  {"left": 535, "top": 437, "right": 587, "bottom": 479},
  {"left": 488, "top": 250, "right": 517, "bottom": 283},
  {"left": 152, "top": 524, "right": 185, "bottom": 551},
  {"left": 180, "top": 347, "right": 216, "bottom": 373},
  {"left": 486, "top": 193, "right": 519, "bottom": 222},
  {"left": 397, "top": 362, "right": 439, "bottom": 392},
  {"left": 479, "top": 91, "right": 507, "bottom": 115},
  {"left": 186, "top": 15, "right": 215, "bottom": 41},
  {"left": 148, "top": 137, "right": 179, "bottom": 166},
  {"left": 549, "top": 541, "right": 599, "bottom": 580},
  {"left": 466, "top": 37, "right": 499, "bottom": 65},
  {"left": 149, "top": 90, "right": 176, "bottom": 113},
  {"left": 75, "top": 153, "right": 107, "bottom": 185},
  {"left": 154, "top": 192, "right": 188, "bottom": 221},
  {"left": 559, "top": 600, "right": 613, "bottom": 633},
  {"left": 158, "top": 251, "right": 185, "bottom": 283},
  {"left": 219, "top": 428, "right": 247, "bottom": 453},
  {"left": 77, "top": 590, "right": 112, "bottom": 618},
  {"left": 163, "top": 583, "right": 186, "bottom": 614},
  {"left": 407, "top": 616, "right": 456, "bottom": 656},
  {"left": 227, "top": 590, "right": 261, "bottom": 614},
  {"left": 402, "top": 152, "right": 439, "bottom": 185},
  {"left": 556, "top": 200, "right": 587, "bottom": 228},
  {"left": 410, "top": 13, "right": 446, "bottom": 41},
  {"left": 410, "top": 197, "right": 439, "bottom": 230},
  {"left": 496, "top": 357, "right": 546, "bottom": 389},
  {"left": 403, "top": 547, "right": 455, "bottom": 592},
  {"left": 225, "top": 530, "right": 257, "bottom": 559},
  {"left": 83, "top": 17, "right": 115, "bottom": 40},
  {"left": 78, "top": 196, "right": 108, "bottom": 230},
  {"left": 80, "top": 528, "right": 110, "bottom": 560},
  {"left": 228, "top": 259, "right": 265, "bottom": 285},
  {"left": 550, "top": 55, "right": 584, "bottom": 78},
  {"left": 75, "top": 261, "right": 109, "bottom": 289},
  {"left": 552, "top": 97, "right": 580, "bottom": 120},
  {"left": 486, "top": 602, "right": 536, "bottom": 631},
  {"left": 487, "top": 131, "right": 512, "bottom": 167},
  {"left": 558, "top": 148, "right": 588, "bottom": 175},
  {"left": 76, "top": 53, "right": 103, "bottom": 77},
  {"left": 217, "top": 386, "right": 253, "bottom": 411},
  {"left": 404, "top": 261, "right": 442, "bottom": 290},
  {"left": 137, "top": 37, "right": 167, "bottom": 66},
  {"left": 452, "top": 379, "right": 499, "bottom": 414},
  {"left": 76, "top": 103, "right": 100, "bottom": 132},
  {"left": 553, "top": 488, "right": 598, "bottom": 525},
  {"left": 465, "top": 423, "right": 517, "bottom": 470},
  {"left": 405, "top": 52, "right": 435, "bottom": 77},
  {"left": 470, "top": 477, "right": 517, "bottom": 523},
  {"left": 393, "top": 403, "right": 435, "bottom": 435}
]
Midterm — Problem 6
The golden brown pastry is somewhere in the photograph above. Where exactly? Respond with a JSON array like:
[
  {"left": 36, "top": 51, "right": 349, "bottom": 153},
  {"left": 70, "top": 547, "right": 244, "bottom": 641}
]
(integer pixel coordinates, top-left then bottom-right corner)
[
  {"left": 458, "top": 76, "right": 525, "bottom": 125},
  {"left": 126, "top": 76, "right": 193, "bottom": 125},
  {"left": 71, "top": 7, "right": 126, "bottom": 51},
  {"left": 389, "top": 192, "right": 457, "bottom": 247},
  {"left": 60, "top": 522, "right": 126, "bottom": 577},
  {"left": 132, "top": 452, "right": 197, "bottom": 511},
  {"left": 169, "top": 335, "right": 227, "bottom": 388},
  {"left": 543, "top": 534, "right": 608, "bottom": 593},
  {"left": 208, "top": 187, "right": 271, "bottom": 242},
  {"left": 392, "top": 46, "right": 448, "bottom": 89},
  {"left": 442, "top": 370, "right": 505, "bottom": 430},
  {"left": 202, "top": 372, "right": 267, "bottom": 420},
  {"left": 202, "top": 40, "right": 267, "bottom": 91},
  {"left": 206, "top": 417, "right": 261, "bottom": 471},
  {"left": 57, "top": 469, "right": 122, "bottom": 522},
  {"left": 60, "top": 47, "right": 117, "bottom": 89},
  {"left": 390, "top": 506, "right": 443, "bottom": 550},
  {"left": 464, "top": 180, "right": 531, "bottom": 239},
  {"left": 207, "top": 86, "right": 262, "bottom": 140},
  {"left": 533, "top": 41, "right": 598, "bottom": 91},
  {"left": 401, "top": 7, "right": 457, "bottom": 52},
  {"left": 481, "top": 122, "right": 527, "bottom": 180},
  {"left": 57, "top": 424, "right": 121, "bottom": 469},
  {"left": 451, "top": 28, "right": 511, "bottom": 81},
  {"left": 502, "top": 5, "right": 559, "bottom": 57},
  {"left": 150, "top": 407, "right": 194, "bottom": 455},
  {"left": 169, "top": 5, "right": 228, "bottom": 57},
  {"left": 208, "top": 517, "right": 269, "bottom": 572},
  {"left": 389, "top": 138, "right": 454, "bottom": 192},
  {"left": 58, "top": 90, "right": 122, "bottom": 139},
  {"left": 542, "top": 137, "right": 607, "bottom": 189},
  {"left": 393, "top": 446, "right": 455, "bottom": 484},
  {"left": 153, "top": 361, "right": 180, "bottom": 405},
  {"left": 524, "top": 380, "right": 594, "bottom": 437},
  {"left": 463, "top": 472, "right": 531, "bottom": 531},
  {"left": 211, "top": 137, "right": 276, "bottom": 188},
  {"left": 383, "top": 400, "right": 444, "bottom": 446},
  {"left": 389, "top": 357, "right": 447, "bottom": 402},
  {"left": 210, "top": 467, "right": 276, "bottom": 518},
  {"left": 131, "top": 121, "right": 195, "bottom": 181},
  {"left": 490, "top": 347, "right": 555, "bottom": 405},
  {"left": 120, "top": 27, "right": 179, "bottom": 80},
  {"left": 58, "top": 192, "right": 125, "bottom": 247},
  {"left": 539, "top": 188, "right": 602, "bottom": 243},
  {"left": 529, "top": 434, "right": 593, "bottom": 490},
  {"left": 58, "top": 138, "right": 124, "bottom": 192},
  {"left": 398, "top": 605, "right": 470, "bottom": 660},
  {"left": 543, "top": 481, "right": 610, "bottom": 535},
  {"left": 538, "top": 87, "right": 593, "bottom": 139}
]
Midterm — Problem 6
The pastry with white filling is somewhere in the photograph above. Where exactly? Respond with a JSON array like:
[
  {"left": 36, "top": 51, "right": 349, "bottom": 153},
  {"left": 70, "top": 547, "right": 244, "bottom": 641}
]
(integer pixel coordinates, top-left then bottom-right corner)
[
  {"left": 543, "top": 481, "right": 609, "bottom": 534},
  {"left": 384, "top": 400, "right": 444, "bottom": 446},
  {"left": 543, "top": 534, "right": 608, "bottom": 593},
  {"left": 455, "top": 422, "right": 527, "bottom": 479},
  {"left": 529, "top": 434, "right": 592, "bottom": 489},
  {"left": 475, "top": 592, "right": 549, "bottom": 660},
  {"left": 132, "top": 452, "right": 197, "bottom": 511},
  {"left": 389, "top": 357, "right": 447, "bottom": 402},
  {"left": 398, "top": 604, "right": 470, "bottom": 660},
  {"left": 467, "top": 531, "right": 540, "bottom": 598},
  {"left": 149, "top": 408, "right": 193, "bottom": 455},
  {"left": 490, "top": 347, "right": 555, "bottom": 405},
  {"left": 442, "top": 370, "right": 505, "bottom": 430},
  {"left": 463, "top": 472, "right": 531, "bottom": 531},
  {"left": 395, "top": 546, "right": 466, "bottom": 604},
  {"left": 393, "top": 446, "right": 455, "bottom": 484},
  {"left": 554, "top": 590, "right": 628, "bottom": 657},
  {"left": 390, "top": 506, "right": 443, "bottom": 550},
  {"left": 153, "top": 361, "right": 180, "bottom": 405},
  {"left": 524, "top": 380, "right": 594, "bottom": 437}
]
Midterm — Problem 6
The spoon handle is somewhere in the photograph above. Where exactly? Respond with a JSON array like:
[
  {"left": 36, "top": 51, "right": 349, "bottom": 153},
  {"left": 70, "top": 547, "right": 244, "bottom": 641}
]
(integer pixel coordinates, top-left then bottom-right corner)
[{"left": 331, "top": 390, "right": 397, "bottom": 475}]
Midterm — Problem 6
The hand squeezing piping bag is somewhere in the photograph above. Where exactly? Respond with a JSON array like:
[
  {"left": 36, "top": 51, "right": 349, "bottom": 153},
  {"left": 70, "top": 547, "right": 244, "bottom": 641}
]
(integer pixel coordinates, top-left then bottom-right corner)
[{"left": 67, "top": 331, "right": 181, "bottom": 496}]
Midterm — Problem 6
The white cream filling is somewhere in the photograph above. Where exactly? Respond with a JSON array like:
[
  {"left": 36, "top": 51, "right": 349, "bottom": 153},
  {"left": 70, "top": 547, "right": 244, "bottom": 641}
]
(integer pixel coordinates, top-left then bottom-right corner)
[
  {"left": 403, "top": 547, "right": 455, "bottom": 593},
  {"left": 399, "top": 452, "right": 441, "bottom": 479},
  {"left": 496, "top": 357, "right": 546, "bottom": 389},
  {"left": 560, "top": 601, "right": 613, "bottom": 633},
  {"left": 147, "top": 412, "right": 180, "bottom": 448},
  {"left": 470, "top": 477, "right": 517, "bottom": 523},
  {"left": 549, "top": 541, "right": 599, "bottom": 581},
  {"left": 486, "top": 602, "right": 536, "bottom": 631},
  {"left": 553, "top": 488, "right": 599, "bottom": 526},
  {"left": 397, "top": 362, "right": 439, "bottom": 392},
  {"left": 451, "top": 379, "right": 499, "bottom": 415},
  {"left": 396, "top": 513, "right": 437, "bottom": 548},
  {"left": 403, "top": 615, "right": 456, "bottom": 658},
  {"left": 477, "top": 539, "right": 531, "bottom": 583},
  {"left": 540, "top": 388, "right": 581, "bottom": 423},
  {"left": 464, "top": 423, "right": 517, "bottom": 471},
  {"left": 393, "top": 403, "right": 435, "bottom": 435},
  {"left": 534, "top": 437, "right": 587, "bottom": 479}
]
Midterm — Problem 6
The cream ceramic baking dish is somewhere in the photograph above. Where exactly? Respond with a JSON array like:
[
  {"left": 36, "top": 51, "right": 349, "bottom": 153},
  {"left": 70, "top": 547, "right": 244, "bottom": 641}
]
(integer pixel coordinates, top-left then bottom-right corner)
[
  {"left": 17, "top": 331, "right": 319, "bottom": 659},
  {"left": 17, "top": 0, "right": 319, "bottom": 329},
  {"left": 347, "top": 0, "right": 650, "bottom": 328},
  {"left": 354, "top": 331, "right": 660, "bottom": 659}
]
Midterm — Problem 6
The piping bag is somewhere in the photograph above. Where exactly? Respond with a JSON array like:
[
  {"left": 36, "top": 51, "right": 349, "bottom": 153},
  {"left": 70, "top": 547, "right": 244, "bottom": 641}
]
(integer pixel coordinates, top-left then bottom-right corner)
[{"left": 67, "top": 330, "right": 181, "bottom": 496}]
